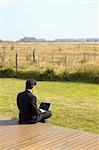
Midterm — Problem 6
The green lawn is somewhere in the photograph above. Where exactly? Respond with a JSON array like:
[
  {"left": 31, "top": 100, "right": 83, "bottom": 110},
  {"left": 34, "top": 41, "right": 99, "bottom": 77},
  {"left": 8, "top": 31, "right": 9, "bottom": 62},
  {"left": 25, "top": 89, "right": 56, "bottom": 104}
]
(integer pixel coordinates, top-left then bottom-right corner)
[{"left": 0, "top": 78, "right": 99, "bottom": 134}]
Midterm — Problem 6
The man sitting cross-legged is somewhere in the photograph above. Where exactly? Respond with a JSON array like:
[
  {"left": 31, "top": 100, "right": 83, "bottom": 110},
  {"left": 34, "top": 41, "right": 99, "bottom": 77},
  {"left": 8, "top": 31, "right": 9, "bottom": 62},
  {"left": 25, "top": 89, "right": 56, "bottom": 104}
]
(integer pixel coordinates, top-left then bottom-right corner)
[{"left": 16, "top": 80, "right": 52, "bottom": 124}]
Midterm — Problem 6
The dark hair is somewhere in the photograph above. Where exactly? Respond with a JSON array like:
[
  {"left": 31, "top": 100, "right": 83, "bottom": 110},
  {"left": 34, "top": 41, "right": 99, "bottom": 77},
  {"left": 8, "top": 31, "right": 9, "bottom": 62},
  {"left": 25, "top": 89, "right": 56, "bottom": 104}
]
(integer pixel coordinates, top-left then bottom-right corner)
[{"left": 26, "top": 79, "right": 36, "bottom": 89}]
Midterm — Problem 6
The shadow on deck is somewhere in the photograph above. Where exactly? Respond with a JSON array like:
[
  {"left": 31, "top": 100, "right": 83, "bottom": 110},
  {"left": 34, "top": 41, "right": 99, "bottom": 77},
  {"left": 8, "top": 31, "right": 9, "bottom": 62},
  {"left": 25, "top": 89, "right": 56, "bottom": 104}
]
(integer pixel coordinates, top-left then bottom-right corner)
[{"left": 0, "top": 118, "right": 98, "bottom": 150}]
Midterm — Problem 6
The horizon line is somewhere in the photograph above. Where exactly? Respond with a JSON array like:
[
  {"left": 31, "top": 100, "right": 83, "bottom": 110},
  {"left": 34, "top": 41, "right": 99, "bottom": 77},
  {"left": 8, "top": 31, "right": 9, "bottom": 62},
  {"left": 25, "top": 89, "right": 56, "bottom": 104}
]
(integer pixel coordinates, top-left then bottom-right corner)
[{"left": 0, "top": 37, "right": 99, "bottom": 42}]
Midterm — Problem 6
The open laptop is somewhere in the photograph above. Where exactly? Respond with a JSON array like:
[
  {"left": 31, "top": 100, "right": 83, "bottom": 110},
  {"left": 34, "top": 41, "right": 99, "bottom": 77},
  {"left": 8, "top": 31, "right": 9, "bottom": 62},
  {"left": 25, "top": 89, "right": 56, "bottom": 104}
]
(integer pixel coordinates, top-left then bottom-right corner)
[{"left": 39, "top": 102, "right": 51, "bottom": 113}]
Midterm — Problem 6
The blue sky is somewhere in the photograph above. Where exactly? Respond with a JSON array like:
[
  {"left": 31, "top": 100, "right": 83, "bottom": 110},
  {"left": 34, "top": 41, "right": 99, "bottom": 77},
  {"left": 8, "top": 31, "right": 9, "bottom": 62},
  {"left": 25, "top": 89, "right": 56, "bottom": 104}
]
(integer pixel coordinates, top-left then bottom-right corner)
[{"left": 0, "top": 0, "right": 99, "bottom": 41}]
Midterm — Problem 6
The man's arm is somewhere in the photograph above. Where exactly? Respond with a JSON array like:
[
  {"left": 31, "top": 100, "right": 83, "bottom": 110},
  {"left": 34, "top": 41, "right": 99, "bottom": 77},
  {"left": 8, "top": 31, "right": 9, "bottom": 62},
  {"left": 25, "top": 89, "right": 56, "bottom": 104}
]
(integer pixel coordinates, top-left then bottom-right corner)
[
  {"left": 30, "top": 95, "right": 41, "bottom": 115},
  {"left": 16, "top": 93, "right": 20, "bottom": 110}
]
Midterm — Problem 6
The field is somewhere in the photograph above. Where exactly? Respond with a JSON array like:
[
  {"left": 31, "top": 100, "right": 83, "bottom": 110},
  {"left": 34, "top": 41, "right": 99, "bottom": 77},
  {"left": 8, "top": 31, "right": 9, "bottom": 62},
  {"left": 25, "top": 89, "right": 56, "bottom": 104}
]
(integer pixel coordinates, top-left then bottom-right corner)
[
  {"left": 0, "top": 42, "right": 99, "bottom": 72},
  {"left": 0, "top": 78, "right": 99, "bottom": 134}
]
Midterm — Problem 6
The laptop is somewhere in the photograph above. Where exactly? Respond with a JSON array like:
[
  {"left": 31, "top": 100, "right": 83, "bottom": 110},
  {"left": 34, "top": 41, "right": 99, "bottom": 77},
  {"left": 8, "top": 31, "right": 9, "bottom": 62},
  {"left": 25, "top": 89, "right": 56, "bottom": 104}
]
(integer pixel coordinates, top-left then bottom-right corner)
[{"left": 39, "top": 102, "right": 51, "bottom": 113}]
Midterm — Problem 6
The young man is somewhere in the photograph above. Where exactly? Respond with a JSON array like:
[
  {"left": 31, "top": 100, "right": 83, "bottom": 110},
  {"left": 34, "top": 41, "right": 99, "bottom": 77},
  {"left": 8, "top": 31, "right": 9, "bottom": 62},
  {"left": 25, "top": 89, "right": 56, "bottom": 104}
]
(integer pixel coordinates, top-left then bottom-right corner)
[{"left": 17, "top": 80, "right": 52, "bottom": 124}]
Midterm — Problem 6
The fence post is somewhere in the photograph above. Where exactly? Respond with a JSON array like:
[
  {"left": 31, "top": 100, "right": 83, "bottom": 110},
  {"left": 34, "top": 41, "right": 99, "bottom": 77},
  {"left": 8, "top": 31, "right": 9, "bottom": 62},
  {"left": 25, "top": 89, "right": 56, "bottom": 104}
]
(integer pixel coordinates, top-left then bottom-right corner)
[
  {"left": 83, "top": 53, "right": 86, "bottom": 71},
  {"left": 64, "top": 54, "right": 68, "bottom": 72},
  {"left": 93, "top": 53, "right": 96, "bottom": 61},
  {"left": 16, "top": 52, "right": 18, "bottom": 77},
  {"left": 33, "top": 50, "right": 36, "bottom": 63},
  {"left": 84, "top": 53, "right": 86, "bottom": 62},
  {"left": 51, "top": 53, "right": 54, "bottom": 65},
  {"left": 37, "top": 54, "right": 40, "bottom": 70}
]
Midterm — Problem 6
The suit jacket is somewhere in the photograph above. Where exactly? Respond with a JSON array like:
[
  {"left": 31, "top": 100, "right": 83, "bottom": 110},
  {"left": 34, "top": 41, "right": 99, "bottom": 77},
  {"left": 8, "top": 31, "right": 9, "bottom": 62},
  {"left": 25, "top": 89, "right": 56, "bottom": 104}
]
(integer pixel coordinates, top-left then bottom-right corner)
[{"left": 17, "top": 90, "right": 41, "bottom": 123}]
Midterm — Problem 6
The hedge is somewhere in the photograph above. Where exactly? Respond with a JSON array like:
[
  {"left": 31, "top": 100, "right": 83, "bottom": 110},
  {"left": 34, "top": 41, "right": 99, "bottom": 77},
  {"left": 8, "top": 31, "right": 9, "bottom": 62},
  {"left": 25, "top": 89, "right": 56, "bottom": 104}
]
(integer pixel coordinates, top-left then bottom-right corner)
[{"left": 0, "top": 68, "right": 99, "bottom": 83}]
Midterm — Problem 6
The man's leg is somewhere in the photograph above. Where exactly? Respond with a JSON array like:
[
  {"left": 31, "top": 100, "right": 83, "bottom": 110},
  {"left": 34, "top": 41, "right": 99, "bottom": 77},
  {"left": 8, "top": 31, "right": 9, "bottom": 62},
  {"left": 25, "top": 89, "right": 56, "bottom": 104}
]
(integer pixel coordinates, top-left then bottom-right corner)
[{"left": 39, "top": 110, "right": 52, "bottom": 123}]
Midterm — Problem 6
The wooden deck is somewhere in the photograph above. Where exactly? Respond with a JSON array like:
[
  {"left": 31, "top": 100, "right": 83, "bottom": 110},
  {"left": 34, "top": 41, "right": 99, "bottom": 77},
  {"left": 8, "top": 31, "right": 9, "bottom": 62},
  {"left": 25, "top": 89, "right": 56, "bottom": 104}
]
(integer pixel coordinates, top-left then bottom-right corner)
[{"left": 0, "top": 118, "right": 99, "bottom": 150}]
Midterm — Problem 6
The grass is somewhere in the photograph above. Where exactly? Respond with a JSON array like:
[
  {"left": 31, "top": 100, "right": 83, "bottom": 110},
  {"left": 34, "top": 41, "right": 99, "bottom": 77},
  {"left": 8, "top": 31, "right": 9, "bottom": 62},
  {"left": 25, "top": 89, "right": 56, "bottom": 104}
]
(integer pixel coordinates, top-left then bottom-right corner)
[{"left": 0, "top": 78, "right": 99, "bottom": 134}]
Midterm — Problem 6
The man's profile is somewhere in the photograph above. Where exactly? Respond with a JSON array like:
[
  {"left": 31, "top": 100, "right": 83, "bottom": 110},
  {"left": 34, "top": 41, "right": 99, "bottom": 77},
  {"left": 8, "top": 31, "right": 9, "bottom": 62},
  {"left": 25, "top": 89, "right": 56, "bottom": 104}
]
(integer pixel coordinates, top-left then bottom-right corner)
[{"left": 16, "top": 79, "right": 52, "bottom": 124}]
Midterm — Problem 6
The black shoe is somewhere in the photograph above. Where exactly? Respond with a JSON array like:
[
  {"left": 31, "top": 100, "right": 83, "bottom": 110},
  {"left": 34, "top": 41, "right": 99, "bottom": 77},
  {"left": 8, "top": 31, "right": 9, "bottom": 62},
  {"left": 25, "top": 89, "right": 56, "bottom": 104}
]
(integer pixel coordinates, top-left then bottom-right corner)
[{"left": 40, "top": 119, "right": 48, "bottom": 123}]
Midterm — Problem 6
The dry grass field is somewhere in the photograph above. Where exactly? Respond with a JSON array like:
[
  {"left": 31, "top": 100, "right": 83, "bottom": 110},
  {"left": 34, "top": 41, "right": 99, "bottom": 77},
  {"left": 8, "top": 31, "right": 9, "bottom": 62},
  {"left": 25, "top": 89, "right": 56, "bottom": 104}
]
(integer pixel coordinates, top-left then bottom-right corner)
[{"left": 0, "top": 42, "right": 99, "bottom": 72}]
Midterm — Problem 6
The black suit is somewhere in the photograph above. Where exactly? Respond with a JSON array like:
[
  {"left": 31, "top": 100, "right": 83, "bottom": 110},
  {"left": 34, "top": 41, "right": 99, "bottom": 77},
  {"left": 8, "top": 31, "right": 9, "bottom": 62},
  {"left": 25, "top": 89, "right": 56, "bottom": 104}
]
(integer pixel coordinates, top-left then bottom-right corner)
[{"left": 17, "top": 90, "right": 51, "bottom": 124}]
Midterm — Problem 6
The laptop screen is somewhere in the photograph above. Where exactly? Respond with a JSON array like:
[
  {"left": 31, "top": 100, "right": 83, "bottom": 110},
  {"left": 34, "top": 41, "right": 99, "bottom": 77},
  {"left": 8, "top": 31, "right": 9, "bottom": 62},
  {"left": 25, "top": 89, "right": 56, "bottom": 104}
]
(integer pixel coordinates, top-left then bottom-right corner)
[{"left": 39, "top": 102, "right": 51, "bottom": 110}]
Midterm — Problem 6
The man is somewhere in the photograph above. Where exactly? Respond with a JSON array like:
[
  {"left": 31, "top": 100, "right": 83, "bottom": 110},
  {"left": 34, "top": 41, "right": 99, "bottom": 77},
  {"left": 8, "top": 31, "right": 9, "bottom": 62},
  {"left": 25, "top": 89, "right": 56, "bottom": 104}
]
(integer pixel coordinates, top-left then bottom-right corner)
[{"left": 17, "top": 79, "right": 52, "bottom": 124}]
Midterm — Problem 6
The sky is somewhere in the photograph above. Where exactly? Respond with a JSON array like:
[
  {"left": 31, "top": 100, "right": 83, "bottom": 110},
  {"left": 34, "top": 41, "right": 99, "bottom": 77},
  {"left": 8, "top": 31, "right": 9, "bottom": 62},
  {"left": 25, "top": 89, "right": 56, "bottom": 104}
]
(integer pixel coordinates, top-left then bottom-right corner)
[{"left": 0, "top": 0, "right": 99, "bottom": 41}]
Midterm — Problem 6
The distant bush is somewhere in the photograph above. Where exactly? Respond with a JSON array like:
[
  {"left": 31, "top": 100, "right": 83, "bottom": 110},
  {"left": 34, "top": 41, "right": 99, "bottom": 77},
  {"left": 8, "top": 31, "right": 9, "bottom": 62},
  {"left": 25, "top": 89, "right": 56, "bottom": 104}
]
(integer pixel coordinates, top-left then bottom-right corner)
[
  {"left": 0, "top": 68, "right": 99, "bottom": 83},
  {"left": 58, "top": 71, "right": 99, "bottom": 83},
  {"left": 17, "top": 70, "right": 41, "bottom": 80},
  {"left": 39, "top": 69, "right": 57, "bottom": 81},
  {"left": 0, "top": 68, "right": 16, "bottom": 78},
  {"left": 69, "top": 71, "right": 99, "bottom": 83}
]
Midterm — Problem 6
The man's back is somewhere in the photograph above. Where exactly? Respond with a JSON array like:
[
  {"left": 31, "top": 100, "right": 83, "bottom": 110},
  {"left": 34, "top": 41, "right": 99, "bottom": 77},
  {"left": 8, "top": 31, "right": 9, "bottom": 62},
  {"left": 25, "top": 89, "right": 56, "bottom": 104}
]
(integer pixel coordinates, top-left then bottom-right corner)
[{"left": 17, "top": 90, "right": 37, "bottom": 122}]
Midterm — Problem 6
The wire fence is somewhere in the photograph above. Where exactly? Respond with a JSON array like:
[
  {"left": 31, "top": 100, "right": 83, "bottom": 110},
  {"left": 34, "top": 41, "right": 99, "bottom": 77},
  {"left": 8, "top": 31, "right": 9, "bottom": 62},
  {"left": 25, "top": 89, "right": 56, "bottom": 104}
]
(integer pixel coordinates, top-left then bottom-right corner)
[{"left": 0, "top": 50, "right": 99, "bottom": 72}]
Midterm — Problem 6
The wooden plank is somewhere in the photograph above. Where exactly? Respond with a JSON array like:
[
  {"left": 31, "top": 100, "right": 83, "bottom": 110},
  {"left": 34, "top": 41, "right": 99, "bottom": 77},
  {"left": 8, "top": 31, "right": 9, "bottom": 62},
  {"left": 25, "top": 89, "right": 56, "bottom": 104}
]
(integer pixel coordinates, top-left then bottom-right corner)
[
  {"left": 0, "top": 119, "right": 99, "bottom": 150},
  {"left": 0, "top": 125, "right": 56, "bottom": 149}
]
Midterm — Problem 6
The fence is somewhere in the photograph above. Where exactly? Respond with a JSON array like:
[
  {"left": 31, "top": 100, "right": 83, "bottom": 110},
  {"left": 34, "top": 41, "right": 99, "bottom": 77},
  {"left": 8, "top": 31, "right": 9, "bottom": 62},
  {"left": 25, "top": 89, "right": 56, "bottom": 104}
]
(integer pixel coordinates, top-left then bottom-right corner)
[{"left": 0, "top": 50, "right": 99, "bottom": 73}]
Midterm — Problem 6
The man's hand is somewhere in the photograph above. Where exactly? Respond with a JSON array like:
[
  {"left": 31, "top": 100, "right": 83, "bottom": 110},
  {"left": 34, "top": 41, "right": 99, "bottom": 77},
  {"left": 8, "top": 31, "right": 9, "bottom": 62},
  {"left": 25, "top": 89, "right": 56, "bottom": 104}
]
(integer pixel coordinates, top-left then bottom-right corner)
[{"left": 39, "top": 109, "right": 46, "bottom": 113}]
